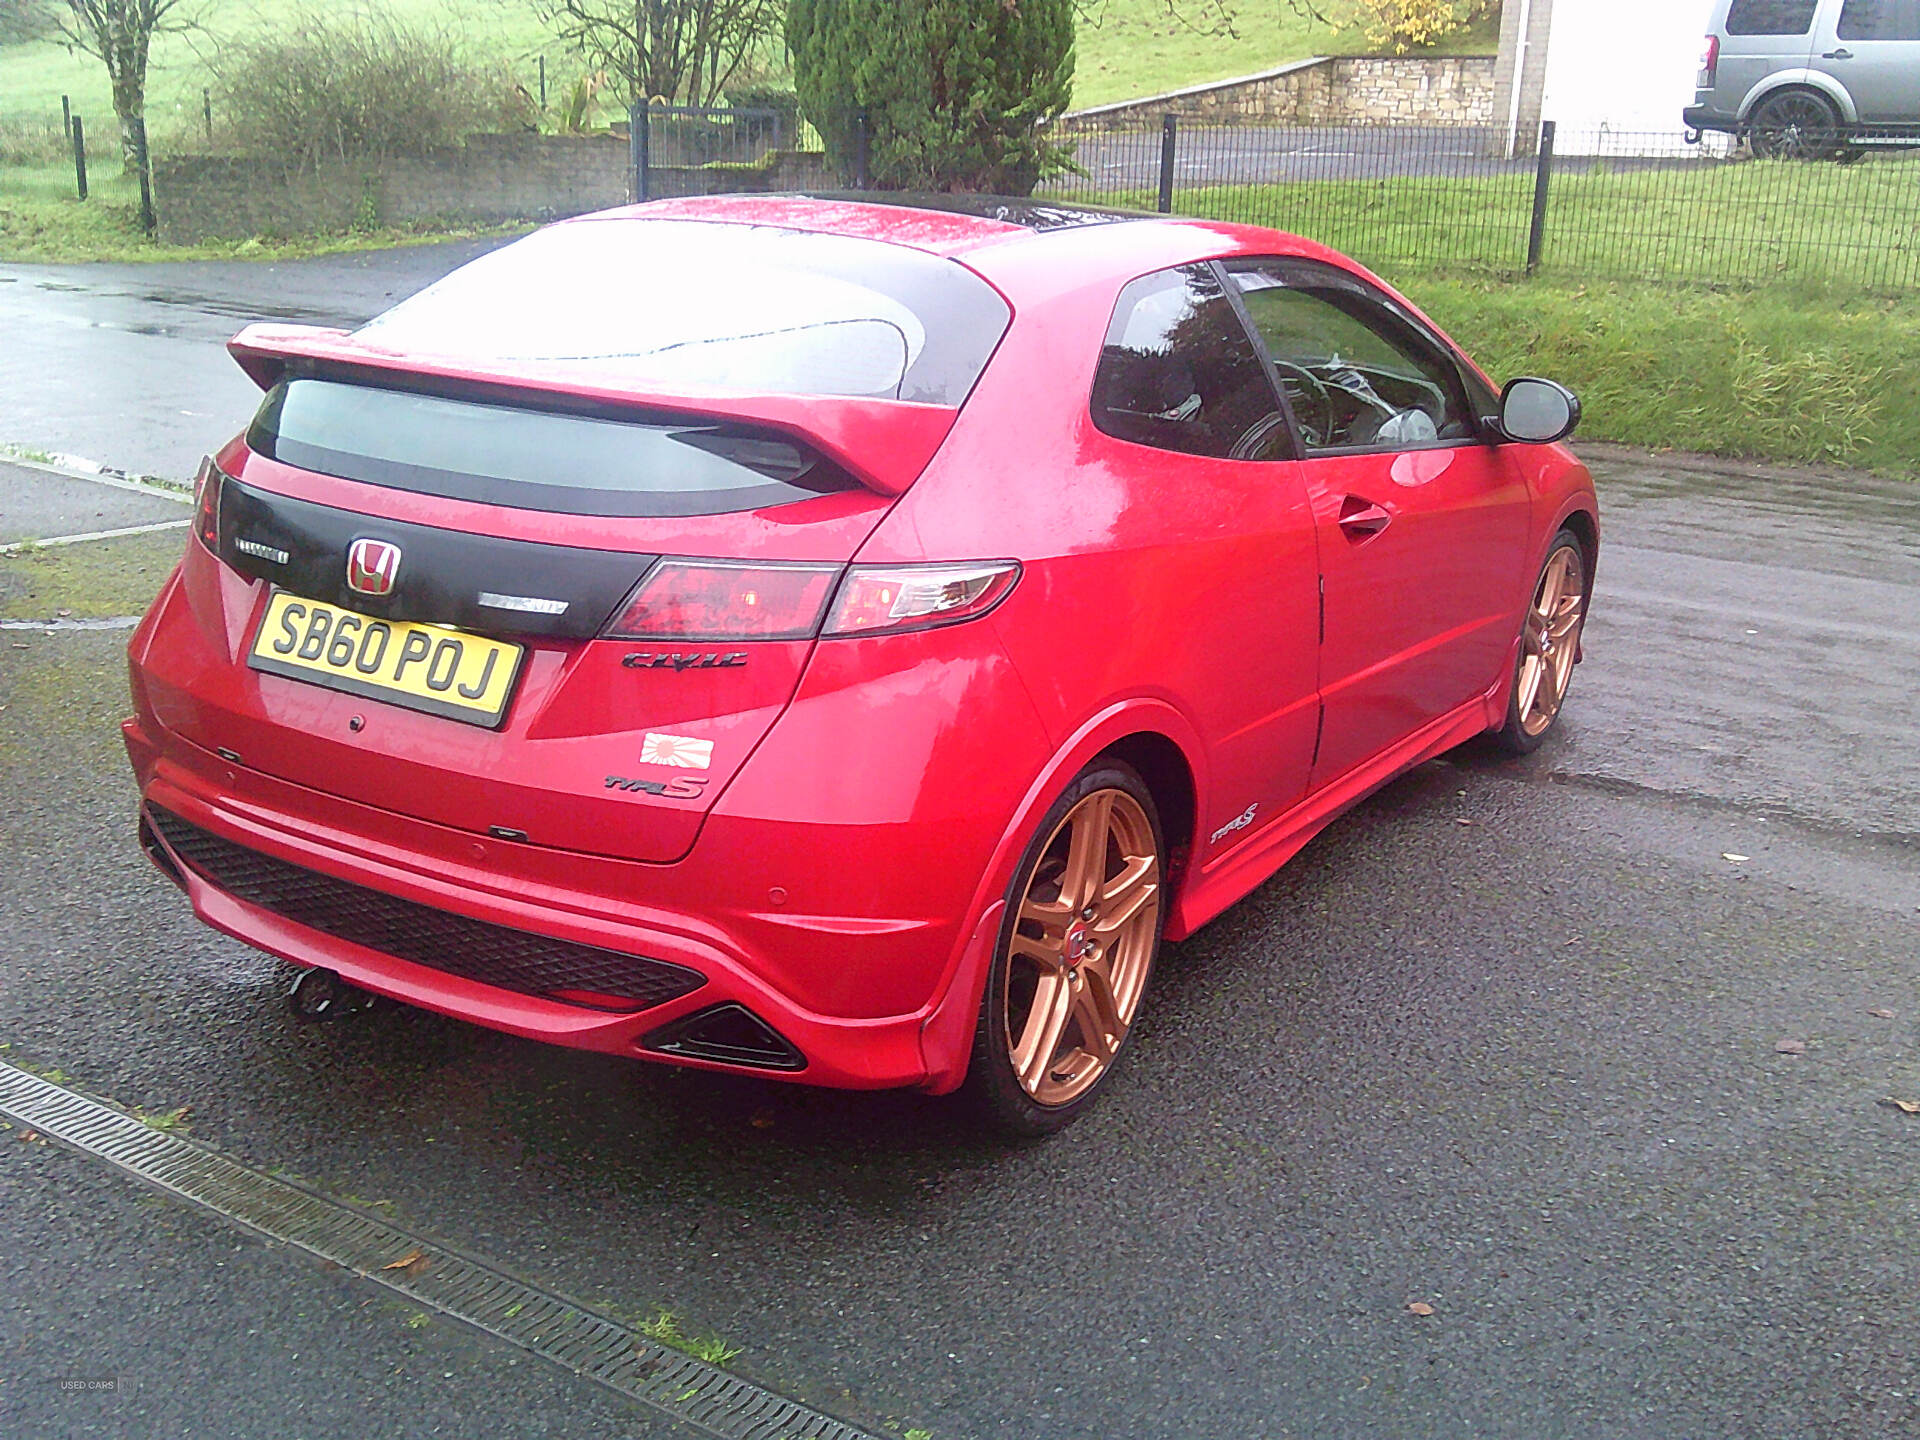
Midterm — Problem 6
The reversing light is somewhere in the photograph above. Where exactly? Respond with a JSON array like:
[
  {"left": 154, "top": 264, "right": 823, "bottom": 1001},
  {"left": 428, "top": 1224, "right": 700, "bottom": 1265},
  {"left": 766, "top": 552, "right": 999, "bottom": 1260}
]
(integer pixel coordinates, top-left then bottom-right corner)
[
  {"left": 603, "top": 559, "right": 840, "bottom": 641},
  {"left": 192, "top": 455, "right": 223, "bottom": 552},
  {"left": 823, "top": 561, "right": 1021, "bottom": 637}
]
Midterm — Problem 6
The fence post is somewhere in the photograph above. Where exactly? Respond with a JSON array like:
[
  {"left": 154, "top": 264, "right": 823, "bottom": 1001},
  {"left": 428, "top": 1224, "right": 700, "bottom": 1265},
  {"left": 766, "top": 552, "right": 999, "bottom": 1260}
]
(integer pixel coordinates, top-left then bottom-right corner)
[
  {"left": 853, "top": 110, "right": 870, "bottom": 189},
  {"left": 70, "top": 115, "right": 88, "bottom": 201},
  {"left": 630, "top": 99, "right": 649, "bottom": 203},
  {"left": 538, "top": 55, "right": 546, "bottom": 110},
  {"left": 1525, "top": 119, "right": 1555, "bottom": 275},
  {"left": 131, "top": 115, "right": 156, "bottom": 236},
  {"left": 1157, "top": 112, "right": 1177, "bottom": 213},
  {"left": 61, "top": 94, "right": 71, "bottom": 142},
  {"left": 202, "top": 88, "right": 212, "bottom": 144}
]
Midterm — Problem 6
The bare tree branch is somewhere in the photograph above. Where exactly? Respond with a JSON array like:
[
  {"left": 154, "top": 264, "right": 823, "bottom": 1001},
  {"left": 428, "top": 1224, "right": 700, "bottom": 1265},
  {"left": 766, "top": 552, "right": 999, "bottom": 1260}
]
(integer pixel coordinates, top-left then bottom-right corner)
[
  {"left": 52, "top": 0, "right": 205, "bottom": 168},
  {"left": 536, "top": 0, "right": 782, "bottom": 107}
]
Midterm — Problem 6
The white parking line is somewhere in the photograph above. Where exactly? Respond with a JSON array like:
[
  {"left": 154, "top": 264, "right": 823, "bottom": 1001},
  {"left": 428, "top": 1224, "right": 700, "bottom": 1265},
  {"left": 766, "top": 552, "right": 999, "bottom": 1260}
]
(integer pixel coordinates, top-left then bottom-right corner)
[
  {"left": 1, "top": 518, "right": 190, "bottom": 555},
  {"left": 1, "top": 447, "right": 192, "bottom": 500}
]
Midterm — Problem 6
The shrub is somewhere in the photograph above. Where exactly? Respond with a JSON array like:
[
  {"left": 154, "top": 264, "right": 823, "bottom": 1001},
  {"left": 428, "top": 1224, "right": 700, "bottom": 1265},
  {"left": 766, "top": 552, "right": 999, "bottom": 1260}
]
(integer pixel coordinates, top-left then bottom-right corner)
[
  {"left": 787, "top": 0, "right": 1075, "bottom": 193},
  {"left": 1344, "top": 0, "right": 1497, "bottom": 55},
  {"left": 213, "top": 8, "right": 533, "bottom": 171}
]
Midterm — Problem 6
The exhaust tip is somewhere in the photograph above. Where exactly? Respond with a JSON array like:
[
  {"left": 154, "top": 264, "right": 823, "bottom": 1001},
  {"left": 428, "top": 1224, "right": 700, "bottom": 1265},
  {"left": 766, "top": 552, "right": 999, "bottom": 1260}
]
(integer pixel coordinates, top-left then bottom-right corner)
[{"left": 288, "top": 967, "right": 358, "bottom": 1022}]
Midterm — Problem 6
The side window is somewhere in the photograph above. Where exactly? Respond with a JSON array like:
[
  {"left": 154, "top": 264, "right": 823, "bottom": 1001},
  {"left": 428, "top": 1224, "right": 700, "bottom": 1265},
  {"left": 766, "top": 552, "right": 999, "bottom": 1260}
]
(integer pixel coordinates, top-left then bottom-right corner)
[
  {"left": 1225, "top": 262, "right": 1475, "bottom": 454},
  {"left": 1725, "top": 0, "right": 1818, "bottom": 35},
  {"left": 1839, "top": 0, "right": 1920, "bottom": 40},
  {"left": 1090, "top": 264, "right": 1292, "bottom": 461}
]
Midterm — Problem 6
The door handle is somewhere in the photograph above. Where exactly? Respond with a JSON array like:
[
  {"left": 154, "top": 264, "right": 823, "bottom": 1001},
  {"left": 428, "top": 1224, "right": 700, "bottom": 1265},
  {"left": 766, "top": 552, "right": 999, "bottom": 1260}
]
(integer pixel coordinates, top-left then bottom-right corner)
[
  {"left": 1336, "top": 496, "right": 1392, "bottom": 541},
  {"left": 1823, "top": 48, "right": 1853, "bottom": 58}
]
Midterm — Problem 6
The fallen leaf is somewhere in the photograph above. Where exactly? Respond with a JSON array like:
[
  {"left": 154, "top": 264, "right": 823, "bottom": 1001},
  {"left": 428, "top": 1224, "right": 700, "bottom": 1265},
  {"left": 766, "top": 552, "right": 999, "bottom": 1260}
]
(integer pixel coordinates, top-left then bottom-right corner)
[
  {"left": 749, "top": 1109, "right": 775, "bottom": 1130},
  {"left": 1406, "top": 1302, "right": 1435, "bottom": 1316},
  {"left": 382, "top": 1247, "right": 428, "bottom": 1272},
  {"left": 1880, "top": 1098, "right": 1920, "bottom": 1115},
  {"left": 1722, "top": 853, "right": 1750, "bottom": 863},
  {"left": 1453, "top": 817, "right": 1474, "bottom": 826},
  {"left": 1869, "top": 1008, "right": 1895, "bottom": 1019},
  {"left": 55, "top": 608, "right": 71, "bottom": 618},
  {"left": 18, "top": 1129, "right": 41, "bottom": 1143},
  {"left": 1774, "top": 1039, "right": 1807, "bottom": 1054}
]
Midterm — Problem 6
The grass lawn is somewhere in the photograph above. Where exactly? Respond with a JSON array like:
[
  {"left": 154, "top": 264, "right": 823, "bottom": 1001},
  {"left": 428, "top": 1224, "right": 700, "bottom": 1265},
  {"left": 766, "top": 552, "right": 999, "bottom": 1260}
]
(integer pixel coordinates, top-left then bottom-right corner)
[
  {"left": 1411, "top": 275, "right": 1918, "bottom": 474},
  {"left": 0, "top": 0, "right": 1492, "bottom": 140}
]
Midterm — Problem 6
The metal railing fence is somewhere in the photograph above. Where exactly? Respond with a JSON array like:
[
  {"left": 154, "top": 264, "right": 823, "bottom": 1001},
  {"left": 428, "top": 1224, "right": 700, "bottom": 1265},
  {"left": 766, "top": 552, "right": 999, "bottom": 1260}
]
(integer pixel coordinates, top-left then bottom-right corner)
[{"left": 1039, "top": 115, "right": 1920, "bottom": 291}]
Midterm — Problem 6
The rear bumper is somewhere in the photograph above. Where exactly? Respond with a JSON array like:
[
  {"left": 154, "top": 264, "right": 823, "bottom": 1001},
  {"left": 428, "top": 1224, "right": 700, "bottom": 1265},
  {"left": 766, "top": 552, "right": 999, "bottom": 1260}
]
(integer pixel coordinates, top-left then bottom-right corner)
[
  {"left": 1684, "top": 104, "right": 1740, "bottom": 133},
  {"left": 125, "top": 717, "right": 979, "bottom": 1091}
]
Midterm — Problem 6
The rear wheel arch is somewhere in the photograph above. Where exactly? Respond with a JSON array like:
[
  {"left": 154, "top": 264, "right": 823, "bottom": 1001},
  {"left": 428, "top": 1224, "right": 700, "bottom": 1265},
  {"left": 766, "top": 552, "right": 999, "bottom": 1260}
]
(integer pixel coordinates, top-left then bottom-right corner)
[
  {"left": 1096, "top": 731, "right": 1198, "bottom": 892},
  {"left": 1743, "top": 76, "right": 1854, "bottom": 126}
]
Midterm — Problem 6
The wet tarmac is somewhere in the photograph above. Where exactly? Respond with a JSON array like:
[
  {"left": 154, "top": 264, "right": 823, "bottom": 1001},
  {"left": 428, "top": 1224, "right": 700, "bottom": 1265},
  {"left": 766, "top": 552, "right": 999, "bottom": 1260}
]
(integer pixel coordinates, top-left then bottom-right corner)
[{"left": 1, "top": 247, "right": 1917, "bottom": 1440}]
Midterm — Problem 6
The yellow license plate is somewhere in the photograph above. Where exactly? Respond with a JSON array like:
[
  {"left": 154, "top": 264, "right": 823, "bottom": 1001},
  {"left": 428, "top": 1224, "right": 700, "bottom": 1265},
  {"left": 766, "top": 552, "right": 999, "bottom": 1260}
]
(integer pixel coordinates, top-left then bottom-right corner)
[{"left": 248, "top": 592, "right": 525, "bottom": 728}]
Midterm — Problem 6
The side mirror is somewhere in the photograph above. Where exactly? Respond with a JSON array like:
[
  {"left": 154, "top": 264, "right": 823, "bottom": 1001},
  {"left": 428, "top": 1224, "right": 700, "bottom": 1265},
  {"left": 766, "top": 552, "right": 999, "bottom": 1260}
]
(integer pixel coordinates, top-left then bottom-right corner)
[{"left": 1493, "top": 377, "right": 1580, "bottom": 445}]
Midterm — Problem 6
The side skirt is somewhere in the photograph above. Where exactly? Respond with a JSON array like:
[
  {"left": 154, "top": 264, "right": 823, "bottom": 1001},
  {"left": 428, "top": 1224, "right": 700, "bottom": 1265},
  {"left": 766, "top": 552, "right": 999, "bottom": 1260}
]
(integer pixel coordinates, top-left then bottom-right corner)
[{"left": 1166, "top": 690, "right": 1499, "bottom": 940}]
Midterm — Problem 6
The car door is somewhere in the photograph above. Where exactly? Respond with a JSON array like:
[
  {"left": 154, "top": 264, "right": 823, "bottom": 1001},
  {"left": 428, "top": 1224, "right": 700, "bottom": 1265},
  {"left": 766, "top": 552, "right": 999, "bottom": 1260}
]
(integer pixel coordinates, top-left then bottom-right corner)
[
  {"left": 1819, "top": 0, "right": 1920, "bottom": 120},
  {"left": 1083, "top": 263, "right": 1323, "bottom": 843},
  {"left": 1717, "top": 0, "right": 1821, "bottom": 113},
  {"left": 1220, "top": 257, "right": 1531, "bottom": 792}
]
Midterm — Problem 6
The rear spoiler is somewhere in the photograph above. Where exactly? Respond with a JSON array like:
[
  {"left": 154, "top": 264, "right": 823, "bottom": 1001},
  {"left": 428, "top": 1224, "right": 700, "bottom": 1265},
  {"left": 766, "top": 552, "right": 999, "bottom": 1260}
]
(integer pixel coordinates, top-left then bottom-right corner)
[{"left": 227, "top": 324, "right": 959, "bottom": 498}]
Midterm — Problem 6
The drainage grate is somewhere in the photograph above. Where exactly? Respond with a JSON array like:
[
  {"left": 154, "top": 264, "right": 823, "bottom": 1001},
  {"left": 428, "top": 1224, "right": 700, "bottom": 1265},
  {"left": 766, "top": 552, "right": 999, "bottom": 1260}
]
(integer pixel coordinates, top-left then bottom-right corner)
[{"left": 0, "top": 1059, "right": 882, "bottom": 1440}]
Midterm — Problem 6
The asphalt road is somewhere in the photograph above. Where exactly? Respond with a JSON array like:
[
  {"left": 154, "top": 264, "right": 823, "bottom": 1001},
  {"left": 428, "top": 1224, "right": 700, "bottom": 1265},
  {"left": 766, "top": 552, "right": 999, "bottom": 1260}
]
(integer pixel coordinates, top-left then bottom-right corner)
[{"left": 1, "top": 246, "right": 1918, "bottom": 1440}]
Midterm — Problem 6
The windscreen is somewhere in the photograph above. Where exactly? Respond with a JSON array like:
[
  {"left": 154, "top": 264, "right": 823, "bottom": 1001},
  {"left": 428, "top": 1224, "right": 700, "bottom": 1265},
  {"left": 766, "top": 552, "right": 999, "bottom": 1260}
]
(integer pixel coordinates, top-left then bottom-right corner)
[
  {"left": 247, "top": 378, "right": 858, "bottom": 517},
  {"left": 353, "top": 218, "right": 1012, "bottom": 406}
]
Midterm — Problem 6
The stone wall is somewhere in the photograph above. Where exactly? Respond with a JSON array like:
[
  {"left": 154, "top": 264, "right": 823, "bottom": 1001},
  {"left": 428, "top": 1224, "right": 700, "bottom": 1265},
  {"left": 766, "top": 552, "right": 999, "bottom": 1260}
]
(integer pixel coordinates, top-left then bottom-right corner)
[
  {"left": 1060, "top": 55, "right": 1496, "bottom": 130},
  {"left": 154, "top": 132, "right": 833, "bottom": 245}
]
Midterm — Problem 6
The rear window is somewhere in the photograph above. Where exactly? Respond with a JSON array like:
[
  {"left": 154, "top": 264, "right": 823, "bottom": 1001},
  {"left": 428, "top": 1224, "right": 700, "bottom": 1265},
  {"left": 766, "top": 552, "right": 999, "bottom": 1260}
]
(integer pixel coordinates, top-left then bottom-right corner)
[
  {"left": 353, "top": 218, "right": 1011, "bottom": 406},
  {"left": 1725, "top": 0, "right": 1818, "bottom": 34},
  {"left": 247, "top": 378, "right": 857, "bottom": 518}
]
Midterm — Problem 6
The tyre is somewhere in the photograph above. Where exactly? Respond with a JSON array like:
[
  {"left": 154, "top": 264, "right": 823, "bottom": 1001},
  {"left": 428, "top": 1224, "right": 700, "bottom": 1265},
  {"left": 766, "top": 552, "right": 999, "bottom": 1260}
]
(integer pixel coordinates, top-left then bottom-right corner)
[
  {"left": 1748, "top": 89, "right": 1842, "bottom": 161},
  {"left": 963, "top": 760, "right": 1165, "bottom": 1138},
  {"left": 1492, "top": 529, "right": 1589, "bottom": 755}
]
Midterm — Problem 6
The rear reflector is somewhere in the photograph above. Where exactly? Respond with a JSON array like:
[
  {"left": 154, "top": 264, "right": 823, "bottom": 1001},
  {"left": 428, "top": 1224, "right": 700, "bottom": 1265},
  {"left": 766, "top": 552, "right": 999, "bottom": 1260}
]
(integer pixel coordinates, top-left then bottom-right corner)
[
  {"left": 824, "top": 561, "right": 1020, "bottom": 637},
  {"left": 603, "top": 559, "right": 840, "bottom": 641},
  {"left": 193, "top": 455, "right": 223, "bottom": 552}
]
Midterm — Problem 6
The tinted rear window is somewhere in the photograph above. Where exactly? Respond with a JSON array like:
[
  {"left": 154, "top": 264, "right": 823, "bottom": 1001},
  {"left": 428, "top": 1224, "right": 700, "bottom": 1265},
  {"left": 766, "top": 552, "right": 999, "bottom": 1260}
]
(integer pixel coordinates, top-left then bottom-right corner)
[
  {"left": 1725, "top": 0, "right": 1818, "bottom": 34},
  {"left": 354, "top": 219, "right": 1011, "bottom": 407},
  {"left": 248, "top": 378, "right": 857, "bottom": 518}
]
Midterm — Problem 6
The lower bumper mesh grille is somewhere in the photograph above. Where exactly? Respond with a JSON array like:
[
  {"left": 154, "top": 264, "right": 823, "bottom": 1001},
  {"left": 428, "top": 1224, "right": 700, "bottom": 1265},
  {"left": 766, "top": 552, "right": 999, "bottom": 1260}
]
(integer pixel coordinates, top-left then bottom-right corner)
[{"left": 145, "top": 805, "right": 705, "bottom": 1012}]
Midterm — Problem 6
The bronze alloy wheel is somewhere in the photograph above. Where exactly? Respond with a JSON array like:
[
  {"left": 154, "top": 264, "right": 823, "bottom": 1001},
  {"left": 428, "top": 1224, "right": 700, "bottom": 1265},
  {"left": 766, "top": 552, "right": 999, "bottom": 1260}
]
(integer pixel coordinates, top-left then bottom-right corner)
[
  {"left": 1516, "top": 540, "right": 1587, "bottom": 738},
  {"left": 1002, "top": 786, "right": 1161, "bottom": 1106},
  {"left": 968, "top": 763, "right": 1166, "bottom": 1134}
]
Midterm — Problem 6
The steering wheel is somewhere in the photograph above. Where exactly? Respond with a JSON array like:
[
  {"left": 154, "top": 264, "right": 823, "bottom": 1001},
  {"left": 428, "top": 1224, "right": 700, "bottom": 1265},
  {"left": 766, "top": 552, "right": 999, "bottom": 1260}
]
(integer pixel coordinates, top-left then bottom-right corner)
[{"left": 1269, "top": 359, "right": 1336, "bottom": 448}]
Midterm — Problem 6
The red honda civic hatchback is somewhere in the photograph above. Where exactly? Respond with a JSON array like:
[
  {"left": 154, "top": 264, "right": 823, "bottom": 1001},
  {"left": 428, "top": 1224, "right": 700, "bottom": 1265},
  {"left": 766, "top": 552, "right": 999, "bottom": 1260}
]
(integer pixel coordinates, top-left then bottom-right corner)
[{"left": 125, "top": 194, "right": 1596, "bottom": 1135}]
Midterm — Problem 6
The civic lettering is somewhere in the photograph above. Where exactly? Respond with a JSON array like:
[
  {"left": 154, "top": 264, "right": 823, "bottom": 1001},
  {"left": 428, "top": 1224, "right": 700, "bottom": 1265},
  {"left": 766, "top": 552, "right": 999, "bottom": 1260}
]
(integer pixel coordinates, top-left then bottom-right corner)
[{"left": 621, "top": 651, "right": 748, "bottom": 671}]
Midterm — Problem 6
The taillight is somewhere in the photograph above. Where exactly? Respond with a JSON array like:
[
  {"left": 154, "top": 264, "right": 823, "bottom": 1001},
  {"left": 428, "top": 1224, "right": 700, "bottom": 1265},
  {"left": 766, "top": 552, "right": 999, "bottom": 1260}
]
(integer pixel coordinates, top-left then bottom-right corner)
[
  {"left": 1699, "top": 34, "right": 1719, "bottom": 85},
  {"left": 823, "top": 561, "right": 1020, "bottom": 637},
  {"left": 603, "top": 559, "right": 840, "bottom": 641},
  {"left": 192, "top": 455, "right": 223, "bottom": 552}
]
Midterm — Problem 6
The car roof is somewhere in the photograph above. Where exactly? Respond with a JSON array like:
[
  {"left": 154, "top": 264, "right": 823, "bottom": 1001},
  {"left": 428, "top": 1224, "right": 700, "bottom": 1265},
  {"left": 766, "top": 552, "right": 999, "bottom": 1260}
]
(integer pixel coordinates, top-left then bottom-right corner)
[
  {"left": 559, "top": 193, "right": 1412, "bottom": 334},
  {"left": 577, "top": 192, "right": 1271, "bottom": 261}
]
